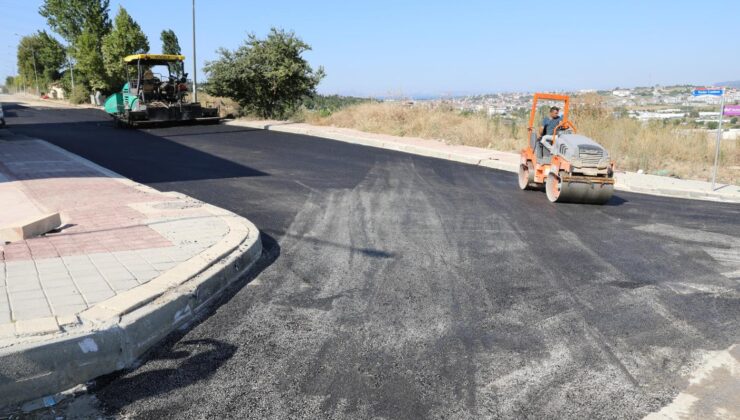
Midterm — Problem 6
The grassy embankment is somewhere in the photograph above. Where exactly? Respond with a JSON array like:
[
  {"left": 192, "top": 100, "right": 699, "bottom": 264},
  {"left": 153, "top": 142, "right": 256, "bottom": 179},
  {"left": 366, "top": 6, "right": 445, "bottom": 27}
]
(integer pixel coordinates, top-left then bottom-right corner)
[{"left": 302, "top": 96, "right": 739, "bottom": 184}]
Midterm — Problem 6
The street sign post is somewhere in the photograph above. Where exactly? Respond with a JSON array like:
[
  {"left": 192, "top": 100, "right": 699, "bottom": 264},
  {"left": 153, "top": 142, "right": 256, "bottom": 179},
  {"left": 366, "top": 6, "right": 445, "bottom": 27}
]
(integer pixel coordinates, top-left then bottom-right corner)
[
  {"left": 693, "top": 87, "right": 725, "bottom": 190},
  {"left": 692, "top": 88, "right": 724, "bottom": 96}
]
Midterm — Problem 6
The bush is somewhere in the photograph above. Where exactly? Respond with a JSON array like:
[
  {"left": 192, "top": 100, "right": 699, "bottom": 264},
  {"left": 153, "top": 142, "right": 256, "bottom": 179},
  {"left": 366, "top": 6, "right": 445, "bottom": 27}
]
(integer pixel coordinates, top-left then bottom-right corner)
[
  {"left": 204, "top": 28, "right": 325, "bottom": 119},
  {"left": 69, "top": 88, "right": 91, "bottom": 104},
  {"left": 706, "top": 121, "right": 719, "bottom": 130}
]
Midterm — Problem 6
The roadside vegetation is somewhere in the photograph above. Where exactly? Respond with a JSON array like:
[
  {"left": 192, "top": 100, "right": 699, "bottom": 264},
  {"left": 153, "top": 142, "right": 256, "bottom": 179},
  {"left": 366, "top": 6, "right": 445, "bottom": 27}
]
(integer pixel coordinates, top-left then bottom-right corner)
[
  {"left": 5, "top": 0, "right": 181, "bottom": 103},
  {"left": 203, "top": 28, "right": 325, "bottom": 119},
  {"left": 571, "top": 95, "right": 738, "bottom": 184},
  {"left": 303, "top": 95, "right": 739, "bottom": 184}
]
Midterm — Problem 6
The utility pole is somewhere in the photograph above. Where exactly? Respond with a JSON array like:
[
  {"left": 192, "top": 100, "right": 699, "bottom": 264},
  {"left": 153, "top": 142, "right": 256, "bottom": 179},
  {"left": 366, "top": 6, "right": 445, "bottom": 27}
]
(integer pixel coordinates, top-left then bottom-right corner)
[
  {"left": 710, "top": 90, "right": 725, "bottom": 190},
  {"left": 68, "top": 53, "right": 75, "bottom": 97},
  {"left": 192, "top": 0, "right": 198, "bottom": 103}
]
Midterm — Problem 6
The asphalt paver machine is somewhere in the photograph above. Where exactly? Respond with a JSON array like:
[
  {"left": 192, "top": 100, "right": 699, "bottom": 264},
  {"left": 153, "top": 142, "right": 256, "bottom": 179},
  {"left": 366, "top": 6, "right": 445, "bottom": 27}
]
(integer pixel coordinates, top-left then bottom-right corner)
[{"left": 104, "top": 54, "right": 219, "bottom": 127}]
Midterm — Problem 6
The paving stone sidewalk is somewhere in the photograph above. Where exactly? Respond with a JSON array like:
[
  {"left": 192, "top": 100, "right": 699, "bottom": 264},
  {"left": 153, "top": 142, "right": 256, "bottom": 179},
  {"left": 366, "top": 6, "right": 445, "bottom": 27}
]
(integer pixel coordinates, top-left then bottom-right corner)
[{"left": 0, "top": 139, "right": 232, "bottom": 338}]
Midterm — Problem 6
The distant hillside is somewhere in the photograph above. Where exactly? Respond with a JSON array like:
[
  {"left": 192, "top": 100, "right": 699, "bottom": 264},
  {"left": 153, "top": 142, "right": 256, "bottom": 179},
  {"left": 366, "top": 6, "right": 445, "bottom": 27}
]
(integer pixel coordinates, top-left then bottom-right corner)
[{"left": 715, "top": 80, "right": 740, "bottom": 88}]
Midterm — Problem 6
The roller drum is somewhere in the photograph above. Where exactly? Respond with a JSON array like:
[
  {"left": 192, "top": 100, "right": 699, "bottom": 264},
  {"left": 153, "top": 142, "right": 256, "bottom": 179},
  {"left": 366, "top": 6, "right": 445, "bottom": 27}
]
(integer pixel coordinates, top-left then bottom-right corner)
[{"left": 546, "top": 174, "right": 614, "bottom": 204}]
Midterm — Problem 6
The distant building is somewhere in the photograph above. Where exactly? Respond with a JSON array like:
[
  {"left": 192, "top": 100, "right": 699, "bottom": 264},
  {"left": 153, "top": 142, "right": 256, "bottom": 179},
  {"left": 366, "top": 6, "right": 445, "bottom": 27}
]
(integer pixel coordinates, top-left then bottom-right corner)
[
  {"left": 612, "top": 89, "right": 631, "bottom": 97},
  {"left": 634, "top": 111, "right": 684, "bottom": 121},
  {"left": 487, "top": 106, "right": 506, "bottom": 116},
  {"left": 689, "top": 95, "right": 722, "bottom": 105}
]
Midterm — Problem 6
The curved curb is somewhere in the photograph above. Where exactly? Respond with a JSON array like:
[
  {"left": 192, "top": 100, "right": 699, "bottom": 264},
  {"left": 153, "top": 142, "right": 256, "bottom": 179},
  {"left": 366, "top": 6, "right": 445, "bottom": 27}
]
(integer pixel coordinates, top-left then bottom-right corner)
[
  {"left": 0, "top": 141, "right": 263, "bottom": 409},
  {"left": 0, "top": 216, "right": 261, "bottom": 408}
]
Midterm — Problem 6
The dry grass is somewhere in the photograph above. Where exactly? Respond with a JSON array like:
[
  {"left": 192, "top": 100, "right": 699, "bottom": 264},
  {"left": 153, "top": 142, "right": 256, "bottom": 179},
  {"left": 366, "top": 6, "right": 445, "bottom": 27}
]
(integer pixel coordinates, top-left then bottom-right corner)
[
  {"left": 197, "top": 92, "right": 241, "bottom": 118},
  {"left": 306, "top": 98, "right": 739, "bottom": 184},
  {"left": 305, "top": 102, "right": 523, "bottom": 151},
  {"left": 571, "top": 95, "right": 739, "bottom": 184}
]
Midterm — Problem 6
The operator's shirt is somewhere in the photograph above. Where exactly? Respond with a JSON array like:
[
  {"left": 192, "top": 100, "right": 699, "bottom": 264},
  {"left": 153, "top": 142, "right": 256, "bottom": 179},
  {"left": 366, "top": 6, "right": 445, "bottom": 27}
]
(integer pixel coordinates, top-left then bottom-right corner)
[{"left": 542, "top": 116, "right": 562, "bottom": 136}]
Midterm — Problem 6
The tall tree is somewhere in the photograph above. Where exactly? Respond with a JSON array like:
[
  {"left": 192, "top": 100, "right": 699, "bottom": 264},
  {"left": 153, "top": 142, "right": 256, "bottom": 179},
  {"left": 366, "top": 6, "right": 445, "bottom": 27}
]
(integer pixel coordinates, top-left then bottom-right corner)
[
  {"left": 160, "top": 29, "right": 181, "bottom": 55},
  {"left": 39, "top": 0, "right": 111, "bottom": 45},
  {"left": 16, "top": 31, "right": 66, "bottom": 91},
  {"left": 75, "top": 29, "right": 107, "bottom": 91},
  {"left": 40, "top": 0, "right": 111, "bottom": 92},
  {"left": 101, "top": 6, "right": 149, "bottom": 91},
  {"left": 204, "top": 28, "right": 325, "bottom": 118}
]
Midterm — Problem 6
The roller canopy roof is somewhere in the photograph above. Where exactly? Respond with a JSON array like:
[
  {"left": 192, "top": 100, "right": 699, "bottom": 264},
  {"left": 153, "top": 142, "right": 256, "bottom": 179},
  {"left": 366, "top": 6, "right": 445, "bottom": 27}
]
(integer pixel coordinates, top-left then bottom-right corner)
[{"left": 123, "top": 54, "right": 186, "bottom": 64}]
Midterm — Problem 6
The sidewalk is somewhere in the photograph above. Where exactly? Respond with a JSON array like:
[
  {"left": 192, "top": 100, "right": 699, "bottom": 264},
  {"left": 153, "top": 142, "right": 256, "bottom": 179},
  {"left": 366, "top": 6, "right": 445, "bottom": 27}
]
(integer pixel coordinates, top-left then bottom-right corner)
[
  {"left": 0, "top": 130, "right": 261, "bottom": 408},
  {"left": 227, "top": 120, "right": 740, "bottom": 204}
]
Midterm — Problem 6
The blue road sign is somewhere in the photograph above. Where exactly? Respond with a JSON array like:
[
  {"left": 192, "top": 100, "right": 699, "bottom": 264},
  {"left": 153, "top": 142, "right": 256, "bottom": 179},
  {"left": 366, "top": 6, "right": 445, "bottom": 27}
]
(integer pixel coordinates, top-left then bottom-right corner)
[{"left": 692, "top": 88, "right": 724, "bottom": 96}]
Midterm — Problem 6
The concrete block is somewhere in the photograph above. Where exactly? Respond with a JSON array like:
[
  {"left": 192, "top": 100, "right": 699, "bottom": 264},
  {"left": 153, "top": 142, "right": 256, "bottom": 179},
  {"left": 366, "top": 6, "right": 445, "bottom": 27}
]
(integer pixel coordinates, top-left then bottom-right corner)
[
  {"left": 52, "top": 303, "right": 88, "bottom": 317},
  {"left": 12, "top": 305, "right": 53, "bottom": 320},
  {"left": 15, "top": 317, "right": 59, "bottom": 336},
  {"left": 6, "top": 281, "right": 41, "bottom": 293},
  {"left": 56, "top": 314, "right": 80, "bottom": 327},
  {"left": 0, "top": 212, "right": 61, "bottom": 243},
  {"left": 48, "top": 293, "right": 86, "bottom": 307},
  {"left": 82, "top": 290, "right": 116, "bottom": 304},
  {"left": 131, "top": 270, "right": 160, "bottom": 283},
  {"left": 0, "top": 307, "right": 10, "bottom": 324},
  {"left": 0, "top": 322, "right": 16, "bottom": 339}
]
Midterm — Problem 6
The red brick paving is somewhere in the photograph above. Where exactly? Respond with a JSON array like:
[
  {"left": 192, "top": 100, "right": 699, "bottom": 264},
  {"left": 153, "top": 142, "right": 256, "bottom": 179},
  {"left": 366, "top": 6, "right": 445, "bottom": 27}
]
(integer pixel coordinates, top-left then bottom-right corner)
[{"left": 1, "top": 141, "right": 172, "bottom": 262}]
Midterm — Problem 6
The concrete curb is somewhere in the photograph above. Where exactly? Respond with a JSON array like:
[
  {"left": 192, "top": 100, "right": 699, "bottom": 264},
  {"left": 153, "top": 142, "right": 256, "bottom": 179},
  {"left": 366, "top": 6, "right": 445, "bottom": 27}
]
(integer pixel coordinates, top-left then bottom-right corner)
[
  {"left": 0, "top": 141, "right": 263, "bottom": 409},
  {"left": 226, "top": 120, "right": 740, "bottom": 204}
]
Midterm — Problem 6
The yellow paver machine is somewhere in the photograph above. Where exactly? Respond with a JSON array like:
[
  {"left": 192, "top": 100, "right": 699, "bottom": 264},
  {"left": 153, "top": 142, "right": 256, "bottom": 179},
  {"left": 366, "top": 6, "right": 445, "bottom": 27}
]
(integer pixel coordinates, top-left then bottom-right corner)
[{"left": 104, "top": 54, "right": 219, "bottom": 127}]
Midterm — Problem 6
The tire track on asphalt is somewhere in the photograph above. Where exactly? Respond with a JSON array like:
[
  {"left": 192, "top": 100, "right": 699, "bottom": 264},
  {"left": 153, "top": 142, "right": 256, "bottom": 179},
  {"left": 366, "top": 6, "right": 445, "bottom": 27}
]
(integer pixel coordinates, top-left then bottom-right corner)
[{"left": 454, "top": 167, "right": 657, "bottom": 407}]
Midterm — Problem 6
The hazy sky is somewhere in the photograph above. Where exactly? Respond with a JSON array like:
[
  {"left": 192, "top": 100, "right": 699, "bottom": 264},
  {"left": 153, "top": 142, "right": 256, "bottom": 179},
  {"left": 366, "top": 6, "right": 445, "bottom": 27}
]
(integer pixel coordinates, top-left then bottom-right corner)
[{"left": 1, "top": 0, "right": 737, "bottom": 96}]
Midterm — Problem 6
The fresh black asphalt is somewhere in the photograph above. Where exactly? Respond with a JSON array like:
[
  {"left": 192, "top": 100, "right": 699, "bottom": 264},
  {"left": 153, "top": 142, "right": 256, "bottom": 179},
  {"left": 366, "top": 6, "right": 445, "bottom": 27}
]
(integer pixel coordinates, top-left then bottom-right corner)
[{"left": 3, "top": 101, "right": 739, "bottom": 419}]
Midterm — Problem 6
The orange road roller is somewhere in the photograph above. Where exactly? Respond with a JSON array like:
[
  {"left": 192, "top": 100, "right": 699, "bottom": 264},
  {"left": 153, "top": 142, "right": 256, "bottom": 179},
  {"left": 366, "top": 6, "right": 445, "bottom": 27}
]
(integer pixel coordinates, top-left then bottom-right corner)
[{"left": 518, "top": 93, "right": 615, "bottom": 204}]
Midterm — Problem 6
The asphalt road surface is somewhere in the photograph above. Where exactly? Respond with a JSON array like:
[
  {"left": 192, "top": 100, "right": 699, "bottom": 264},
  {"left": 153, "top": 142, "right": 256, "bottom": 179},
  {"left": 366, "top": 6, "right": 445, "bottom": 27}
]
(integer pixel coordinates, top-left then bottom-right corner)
[{"left": 4, "top": 100, "right": 740, "bottom": 419}]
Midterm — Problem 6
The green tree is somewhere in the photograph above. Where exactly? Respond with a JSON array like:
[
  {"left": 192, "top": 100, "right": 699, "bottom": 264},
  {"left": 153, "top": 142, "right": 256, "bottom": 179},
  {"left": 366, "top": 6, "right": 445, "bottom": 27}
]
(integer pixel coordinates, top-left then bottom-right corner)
[
  {"left": 40, "top": 0, "right": 111, "bottom": 93},
  {"left": 3, "top": 76, "right": 15, "bottom": 93},
  {"left": 75, "top": 29, "right": 107, "bottom": 91},
  {"left": 204, "top": 28, "right": 325, "bottom": 118},
  {"left": 40, "top": 0, "right": 110, "bottom": 44},
  {"left": 160, "top": 29, "right": 181, "bottom": 55},
  {"left": 707, "top": 121, "right": 719, "bottom": 130},
  {"left": 16, "top": 31, "right": 66, "bottom": 92},
  {"left": 101, "top": 6, "right": 149, "bottom": 91}
]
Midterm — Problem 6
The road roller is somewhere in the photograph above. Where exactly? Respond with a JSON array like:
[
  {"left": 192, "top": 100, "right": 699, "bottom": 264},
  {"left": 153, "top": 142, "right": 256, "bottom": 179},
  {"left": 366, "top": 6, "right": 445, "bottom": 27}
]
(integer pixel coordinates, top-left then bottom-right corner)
[{"left": 518, "top": 93, "right": 615, "bottom": 204}]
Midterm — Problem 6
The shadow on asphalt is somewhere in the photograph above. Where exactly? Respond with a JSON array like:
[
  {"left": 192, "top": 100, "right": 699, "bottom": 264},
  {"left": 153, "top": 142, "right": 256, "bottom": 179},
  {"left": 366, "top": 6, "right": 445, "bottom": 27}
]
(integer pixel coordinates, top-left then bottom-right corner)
[
  {"left": 93, "top": 338, "right": 238, "bottom": 409},
  {"left": 150, "top": 128, "right": 260, "bottom": 138},
  {"left": 278, "top": 231, "right": 397, "bottom": 259},
  {"left": 89, "top": 231, "right": 281, "bottom": 413},
  {"left": 2, "top": 103, "right": 269, "bottom": 184},
  {"left": 549, "top": 194, "right": 628, "bottom": 207},
  {"left": 605, "top": 195, "right": 628, "bottom": 206}
]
